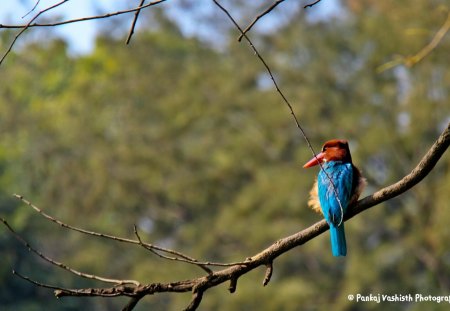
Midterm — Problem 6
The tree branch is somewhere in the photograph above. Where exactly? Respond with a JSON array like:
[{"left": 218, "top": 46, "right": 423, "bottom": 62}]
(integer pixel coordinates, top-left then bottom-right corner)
[
  {"left": 348, "top": 122, "right": 450, "bottom": 217},
  {"left": 304, "top": 0, "right": 323, "bottom": 9},
  {"left": 377, "top": 11, "right": 450, "bottom": 72},
  {"left": 125, "top": 0, "right": 146, "bottom": 45},
  {"left": 0, "top": 0, "right": 167, "bottom": 30},
  {"left": 13, "top": 194, "right": 247, "bottom": 268},
  {"left": 237, "top": 0, "right": 287, "bottom": 42},
  {"left": 1, "top": 217, "right": 140, "bottom": 287},
  {"left": 214, "top": 0, "right": 348, "bottom": 233},
  {"left": 5, "top": 122, "right": 448, "bottom": 310},
  {"left": 22, "top": 0, "right": 41, "bottom": 19},
  {"left": 0, "top": 0, "right": 69, "bottom": 66},
  {"left": 0, "top": 0, "right": 168, "bottom": 66}
]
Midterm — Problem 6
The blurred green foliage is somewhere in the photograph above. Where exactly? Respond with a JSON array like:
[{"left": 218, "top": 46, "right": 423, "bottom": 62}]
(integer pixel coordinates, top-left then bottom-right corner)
[{"left": 0, "top": 1, "right": 449, "bottom": 310}]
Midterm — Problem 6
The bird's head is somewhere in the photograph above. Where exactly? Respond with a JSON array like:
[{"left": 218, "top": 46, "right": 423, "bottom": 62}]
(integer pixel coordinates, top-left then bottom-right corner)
[{"left": 303, "top": 139, "right": 353, "bottom": 168}]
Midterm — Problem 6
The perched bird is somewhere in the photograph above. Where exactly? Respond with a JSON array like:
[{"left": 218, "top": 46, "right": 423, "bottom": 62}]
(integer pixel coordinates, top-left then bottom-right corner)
[{"left": 303, "top": 139, "right": 366, "bottom": 256}]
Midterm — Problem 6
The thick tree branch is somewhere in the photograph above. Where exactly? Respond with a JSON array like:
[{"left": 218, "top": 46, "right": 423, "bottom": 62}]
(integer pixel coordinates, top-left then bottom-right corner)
[
  {"left": 5, "top": 122, "right": 448, "bottom": 310},
  {"left": 348, "top": 122, "right": 450, "bottom": 217}
]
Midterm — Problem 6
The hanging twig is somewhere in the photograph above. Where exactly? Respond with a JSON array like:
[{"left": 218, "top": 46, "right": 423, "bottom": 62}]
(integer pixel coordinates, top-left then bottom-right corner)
[{"left": 213, "top": 0, "right": 346, "bottom": 231}]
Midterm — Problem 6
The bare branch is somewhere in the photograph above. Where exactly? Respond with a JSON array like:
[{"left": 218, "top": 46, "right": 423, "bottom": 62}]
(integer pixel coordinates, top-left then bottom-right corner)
[
  {"left": 237, "top": 0, "right": 324, "bottom": 41},
  {"left": 14, "top": 270, "right": 134, "bottom": 298},
  {"left": 1, "top": 217, "right": 140, "bottom": 286},
  {"left": 237, "top": 0, "right": 287, "bottom": 41},
  {"left": 0, "top": 0, "right": 69, "bottom": 66},
  {"left": 213, "top": 0, "right": 318, "bottom": 159},
  {"left": 184, "top": 288, "right": 204, "bottom": 311},
  {"left": 348, "top": 122, "right": 450, "bottom": 217},
  {"left": 377, "top": 11, "right": 450, "bottom": 72},
  {"left": 5, "top": 122, "right": 449, "bottom": 310},
  {"left": 304, "top": 0, "right": 323, "bottom": 9},
  {"left": 13, "top": 194, "right": 249, "bottom": 268},
  {"left": 262, "top": 262, "right": 273, "bottom": 286},
  {"left": 0, "top": 0, "right": 167, "bottom": 30},
  {"left": 214, "top": 0, "right": 347, "bottom": 229},
  {"left": 22, "top": 0, "right": 41, "bottom": 19},
  {"left": 133, "top": 225, "right": 213, "bottom": 274},
  {"left": 0, "top": 0, "right": 168, "bottom": 65},
  {"left": 126, "top": 0, "right": 146, "bottom": 45},
  {"left": 122, "top": 296, "right": 144, "bottom": 311},
  {"left": 53, "top": 280, "right": 194, "bottom": 298},
  {"left": 13, "top": 270, "right": 75, "bottom": 292}
]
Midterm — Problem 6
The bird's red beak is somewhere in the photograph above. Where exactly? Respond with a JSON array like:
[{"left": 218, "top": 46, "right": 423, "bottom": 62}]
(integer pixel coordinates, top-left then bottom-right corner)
[{"left": 303, "top": 152, "right": 325, "bottom": 168}]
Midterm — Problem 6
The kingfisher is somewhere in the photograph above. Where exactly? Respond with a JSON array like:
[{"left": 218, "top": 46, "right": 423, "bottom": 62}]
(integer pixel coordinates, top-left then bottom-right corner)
[{"left": 303, "top": 139, "right": 366, "bottom": 256}]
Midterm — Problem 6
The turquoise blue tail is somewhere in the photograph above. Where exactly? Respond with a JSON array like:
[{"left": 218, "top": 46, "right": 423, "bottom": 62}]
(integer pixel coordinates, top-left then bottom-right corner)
[{"left": 330, "top": 223, "right": 347, "bottom": 256}]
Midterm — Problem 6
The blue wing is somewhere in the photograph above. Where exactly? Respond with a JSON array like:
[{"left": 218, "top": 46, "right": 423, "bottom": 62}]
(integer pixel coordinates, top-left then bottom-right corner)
[{"left": 317, "top": 162, "right": 353, "bottom": 226}]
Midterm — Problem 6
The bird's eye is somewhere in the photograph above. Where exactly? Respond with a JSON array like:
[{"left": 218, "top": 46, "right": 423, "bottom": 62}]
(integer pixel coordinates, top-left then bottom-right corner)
[{"left": 338, "top": 142, "right": 347, "bottom": 148}]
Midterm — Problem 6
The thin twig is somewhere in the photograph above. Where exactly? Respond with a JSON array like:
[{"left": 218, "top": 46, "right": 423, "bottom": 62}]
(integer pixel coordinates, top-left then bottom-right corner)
[
  {"left": 13, "top": 194, "right": 249, "bottom": 268},
  {"left": 126, "top": 0, "right": 146, "bottom": 44},
  {"left": 0, "top": 0, "right": 69, "bottom": 66},
  {"left": 213, "top": 0, "right": 345, "bottom": 232},
  {"left": 13, "top": 270, "right": 78, "bottom": 292},
  {"left": 14, "top": 270, "right": 129, "bottom": 298},
  {"left": 133, "top": 225, "right": 213, "bottom": 274},
  {"left": 1, "top": 217, "right": 140, "bottom": 286},
  {"left": 0, "top": 0, "right": 167, "bottom": 30},
  {"left": 304, "top": 0, "right": 323, "bottom": 9},
  {"left": 214, "top": 0, "right": 314, "bottom": 159},
  {"left": 238, "top": 0, "right": 287, "bottom": 41},
  {"left": 405, "top": 12, "right": 450, "bottom": 65},
  {"left": 377, "top": 11, "right": 450, "bottom": 72},
  {"left": 22, "top": 0, "right": 41, "bottom": 18}
]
